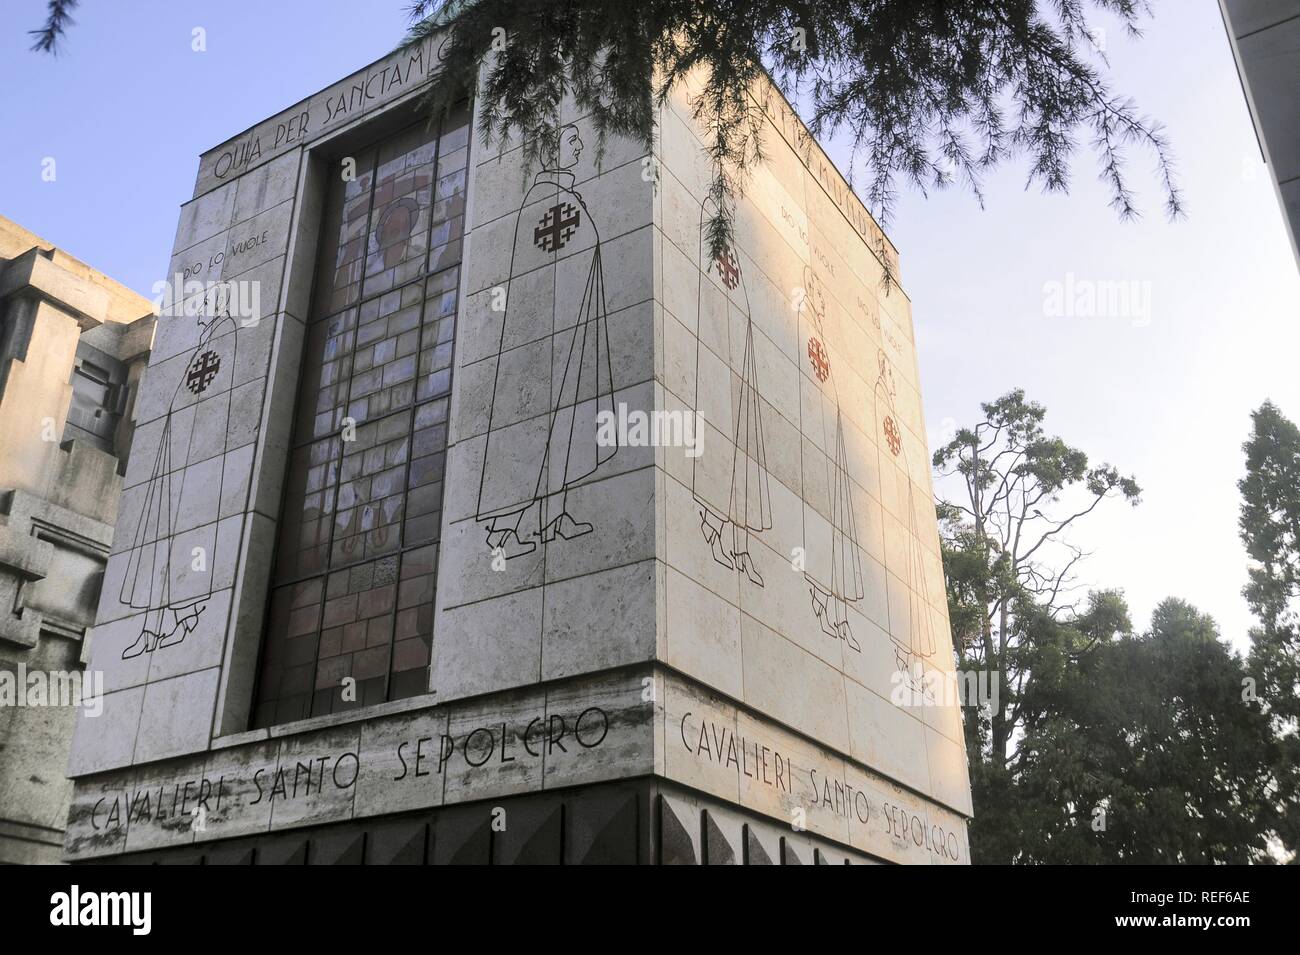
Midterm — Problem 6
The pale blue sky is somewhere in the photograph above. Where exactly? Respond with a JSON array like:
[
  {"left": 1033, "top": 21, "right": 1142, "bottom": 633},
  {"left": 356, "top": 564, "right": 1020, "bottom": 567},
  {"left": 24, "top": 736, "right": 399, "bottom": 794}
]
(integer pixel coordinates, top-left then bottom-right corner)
[{"left": 2, "top": 0, "right": 1295, "bottom": 648}]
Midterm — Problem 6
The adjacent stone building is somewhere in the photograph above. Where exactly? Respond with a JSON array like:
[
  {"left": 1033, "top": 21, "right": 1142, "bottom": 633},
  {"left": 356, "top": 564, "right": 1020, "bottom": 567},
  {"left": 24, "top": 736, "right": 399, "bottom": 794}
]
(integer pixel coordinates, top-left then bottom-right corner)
[
  {"left": 0, "top": 216, "right": 155, "bottom": 863},
  {"left": 64, "top": 28, "right": 972, "bottom": 864}
]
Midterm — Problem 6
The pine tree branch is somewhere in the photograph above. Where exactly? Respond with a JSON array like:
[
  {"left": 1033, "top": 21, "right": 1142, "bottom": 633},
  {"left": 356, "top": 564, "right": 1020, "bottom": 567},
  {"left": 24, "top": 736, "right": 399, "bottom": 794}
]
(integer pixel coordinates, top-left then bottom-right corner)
[{"left": 28, "top": 0, "right": 79, "bottom": 54}]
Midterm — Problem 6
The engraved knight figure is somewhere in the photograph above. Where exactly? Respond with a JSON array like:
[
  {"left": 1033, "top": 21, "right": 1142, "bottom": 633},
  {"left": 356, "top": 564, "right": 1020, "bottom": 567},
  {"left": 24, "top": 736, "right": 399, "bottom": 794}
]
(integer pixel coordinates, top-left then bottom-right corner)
[
  {"left": 475, "top": 124, "right": 616, "bottom": 557},
  {"left": 690, "top": 196, "right": 772, "bottom": 585},
  {"left": 119, "top": 284, "right": 241, "bottom": 659},
  {"left": 873, "top": 348, "right": 938, "bottom": 673},
  {"left": 800, "top": 266, "right": 864, "bottom": 652}
]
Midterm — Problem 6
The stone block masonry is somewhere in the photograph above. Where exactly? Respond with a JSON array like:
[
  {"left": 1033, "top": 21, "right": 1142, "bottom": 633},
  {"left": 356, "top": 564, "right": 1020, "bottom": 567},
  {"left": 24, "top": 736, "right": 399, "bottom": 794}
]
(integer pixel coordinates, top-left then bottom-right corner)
[{"left": 64, "top": 24, "right": 971, "bottom": 864}]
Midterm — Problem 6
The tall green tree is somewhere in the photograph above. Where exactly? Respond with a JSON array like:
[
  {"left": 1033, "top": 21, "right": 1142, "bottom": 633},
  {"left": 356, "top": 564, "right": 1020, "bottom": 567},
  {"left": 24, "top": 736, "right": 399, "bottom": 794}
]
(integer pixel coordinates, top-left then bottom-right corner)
[
  {"left": 1240, "top": 400, "right": 1300, "bottom": 860},
  {"left": 1016, "top": 598, "right": 1276, "bottom": 863},
  {"left": 960, "top": 588, "right": 1133, "bottom": 863},
  {"left": 933, "top": 389, "right": 1139, "bottom": 860},
  {"left": 933, "top": 390, "right": 1140, "bottom": 763},
  {"left": 937, "top": 392, "right": 1277, "bottom": 862}
]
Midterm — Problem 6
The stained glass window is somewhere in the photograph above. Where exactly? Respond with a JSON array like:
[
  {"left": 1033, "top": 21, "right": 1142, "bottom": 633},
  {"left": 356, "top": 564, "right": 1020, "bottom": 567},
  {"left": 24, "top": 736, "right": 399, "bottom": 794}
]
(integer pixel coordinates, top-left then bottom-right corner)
[{"left": 253, "top": 107, "right": 468, "bottom": 726}]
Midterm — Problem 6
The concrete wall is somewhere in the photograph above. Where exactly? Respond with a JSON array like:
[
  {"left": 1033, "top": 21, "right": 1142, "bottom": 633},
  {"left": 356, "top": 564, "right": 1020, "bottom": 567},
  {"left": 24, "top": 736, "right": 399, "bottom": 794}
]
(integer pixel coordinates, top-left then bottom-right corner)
[
  {"left": 434, "top": 99, "right": 658, "bottom": 700},
  {"left": 647, "top": 71, "right": 971, "bottom": 841}
]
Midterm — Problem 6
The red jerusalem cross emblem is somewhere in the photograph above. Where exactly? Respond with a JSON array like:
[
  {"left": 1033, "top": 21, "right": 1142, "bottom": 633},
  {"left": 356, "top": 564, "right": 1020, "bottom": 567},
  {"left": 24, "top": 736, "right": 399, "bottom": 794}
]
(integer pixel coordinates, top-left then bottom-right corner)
[
  {"left": 807, "top": 337, "right": 830, "bottom": 382},
  {"left": 883, "top": 415, "right": 902, "bottom": 456},
  {"left": 534, "top": 202, "right": 581, "bottom": 252},
  {"left": 714, "top": 248, "right": 741, "bottom": 290}
]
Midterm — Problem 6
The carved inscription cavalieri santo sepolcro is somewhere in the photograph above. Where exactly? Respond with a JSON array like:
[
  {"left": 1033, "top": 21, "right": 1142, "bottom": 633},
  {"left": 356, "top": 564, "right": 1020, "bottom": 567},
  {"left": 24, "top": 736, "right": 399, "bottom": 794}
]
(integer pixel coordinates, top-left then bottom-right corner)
[
  {"left": 678, "top": 708, "right": 964, "bottom": 862},
  {"left": 83, "top": 705, "right": 612, "bottom": 837}
]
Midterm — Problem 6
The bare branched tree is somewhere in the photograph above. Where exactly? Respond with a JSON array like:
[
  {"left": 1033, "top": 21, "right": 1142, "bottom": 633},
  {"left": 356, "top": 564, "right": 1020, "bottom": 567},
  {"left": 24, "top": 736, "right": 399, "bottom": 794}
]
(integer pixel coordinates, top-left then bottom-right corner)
[{"left": 932, "top": 389, "right": 1140, "bottom": 761}]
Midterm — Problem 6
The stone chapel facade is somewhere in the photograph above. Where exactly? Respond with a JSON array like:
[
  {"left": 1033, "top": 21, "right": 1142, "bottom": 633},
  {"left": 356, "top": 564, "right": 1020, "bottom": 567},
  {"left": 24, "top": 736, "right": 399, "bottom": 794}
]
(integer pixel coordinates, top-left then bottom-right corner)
[{"left": 65, "top": 29, "right": 971, "bottom": 865}]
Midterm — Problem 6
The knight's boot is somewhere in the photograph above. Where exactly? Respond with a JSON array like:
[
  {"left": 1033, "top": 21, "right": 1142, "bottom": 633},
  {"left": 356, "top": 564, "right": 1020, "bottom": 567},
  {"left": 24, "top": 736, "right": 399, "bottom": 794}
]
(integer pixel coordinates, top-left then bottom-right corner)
[
  {"left": 809, "top": 585, "right": 837, "bottom": 639},
  {"left": 699, "top": 509, "right": 734, "bottom": 570},
  {"left": 733, "top": 548, "right": 764, "bottom": 587},
  {"left": 489, "top": 527, "right": 537, "bottom": 559},
  {"left": 157, "top": 604, "right": 204, "bottom": 650},
  {"left": 121, "top": 628, "right": 152, "bottom": 660},
  {"left": 835, "top": 616, "right": 861, "bottom": 653},
  {"left": 545, "top": 512, "right": 593, "bottom": 542}
]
